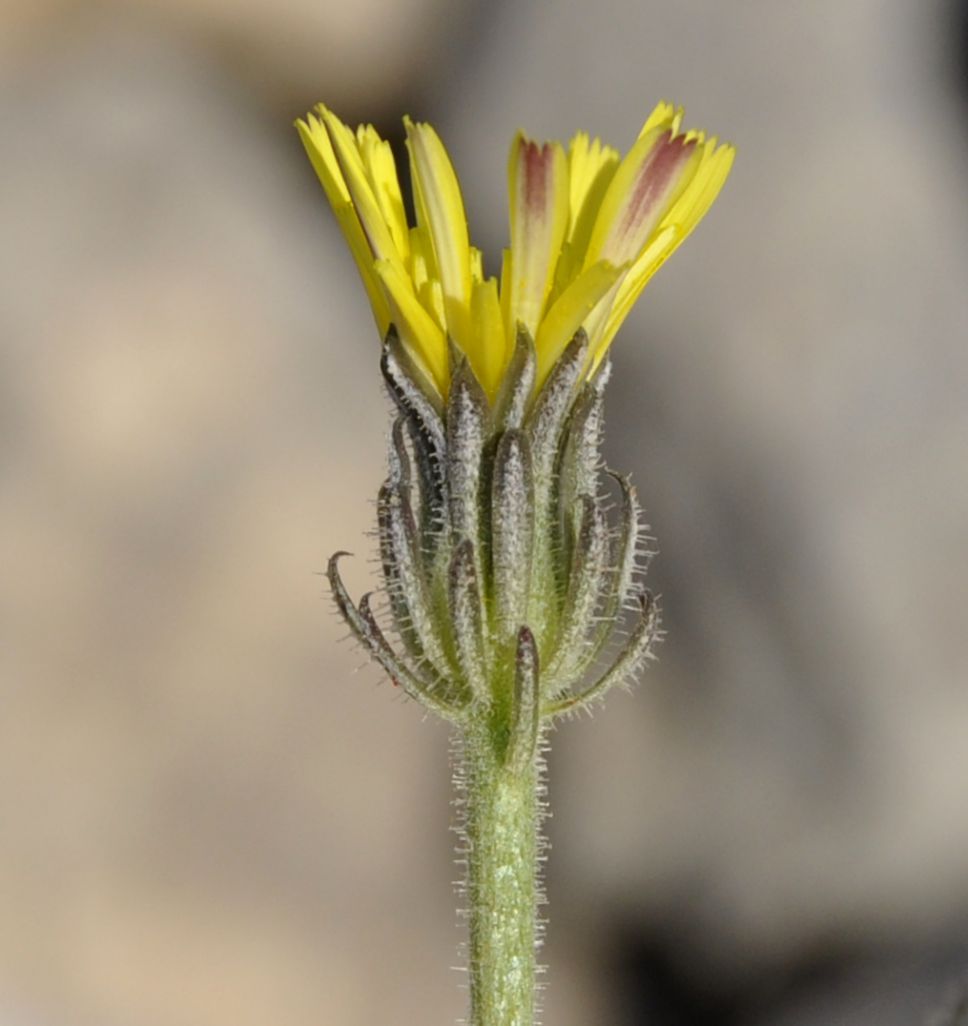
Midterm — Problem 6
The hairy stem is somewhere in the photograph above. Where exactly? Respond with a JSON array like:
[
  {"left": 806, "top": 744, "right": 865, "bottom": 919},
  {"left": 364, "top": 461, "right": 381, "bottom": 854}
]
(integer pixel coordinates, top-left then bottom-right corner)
[{"left": 462, "top": 719, "right": 543, "bottom": 1026}]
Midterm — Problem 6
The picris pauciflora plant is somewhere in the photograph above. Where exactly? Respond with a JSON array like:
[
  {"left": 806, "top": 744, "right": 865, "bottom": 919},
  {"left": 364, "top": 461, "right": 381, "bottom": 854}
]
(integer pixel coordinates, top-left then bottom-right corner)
[{"left": 298, "top": 102, "right": 733, "bottom": 1026}]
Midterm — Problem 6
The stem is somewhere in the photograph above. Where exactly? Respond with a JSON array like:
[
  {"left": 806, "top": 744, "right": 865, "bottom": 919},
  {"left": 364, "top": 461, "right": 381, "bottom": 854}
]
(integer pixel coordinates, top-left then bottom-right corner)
[{"left": 462, "top": 720, "right": 543, "bottom": 1026}]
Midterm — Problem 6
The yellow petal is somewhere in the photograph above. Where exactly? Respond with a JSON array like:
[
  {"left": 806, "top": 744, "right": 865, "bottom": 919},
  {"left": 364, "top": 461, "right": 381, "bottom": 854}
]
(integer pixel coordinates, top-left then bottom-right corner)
[
  {"left": 595, "top": 141, "right": 734, "bottom": 360},
  {"left": 637, "top": 100, "right": 678, "bottom": 138},
  {"left": 298, "top": 112, "right": 349, "bottom": 205},
  {"left": 318, "top": 107, "right": 403, "bottom": 269},
  {"left": 564, "top": 132, "right": 620, "bottom": 273},
  {"left": 409, "top": 225, "right": 431, "bottom": 293},
  {"left": 356, "top": 124, "right": 410, "bottom": 265},
  {"left": 296, "top": 113, "right": 390, "bottom": 334},
  {"left": 660, "top": 140, "right": 735, "bottom": 242},
  {"left": 404, "top": 226, "right": 444, "bottom": 333},
  {"left": 507, "top": 134, "right": 570, "bottom": 337},
  {"left": 374, "top": 259, "right": 449, "bottom": 393},
  {"left": 499, "top": 246, "right": 513, "bottom": 338},
  {"left": 470, "top": 277, "right": 507, "bottom": 398},
  {"left": 534, "top": 260, "right": 626, "bottom": 387},
  {"left": 568, "top": 133, "right": 619, "bottom": 218},
  {"left": 470, "top": 246, "right": 484, "bottom": 283},
  {"left": 584, "top": 126, "right": 702, "bottom": 269},
  {"left": 595, "top": 225, "right": 679, "bottom": 361},
  {"left": 404, "top": 117, "right": 472, "bottom": 350}
]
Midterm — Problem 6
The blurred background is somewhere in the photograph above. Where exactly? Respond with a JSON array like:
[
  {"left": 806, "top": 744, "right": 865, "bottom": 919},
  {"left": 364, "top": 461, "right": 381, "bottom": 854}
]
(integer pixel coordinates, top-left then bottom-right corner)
[{"left": 2, "top": 0, "right": 968, "bottom": 1023}]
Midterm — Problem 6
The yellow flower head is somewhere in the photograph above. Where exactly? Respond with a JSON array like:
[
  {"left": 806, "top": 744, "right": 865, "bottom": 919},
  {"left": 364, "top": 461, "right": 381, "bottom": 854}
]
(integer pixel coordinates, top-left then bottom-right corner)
[{"left": 297, "top": 102, "right": 733, "bottom": 399}]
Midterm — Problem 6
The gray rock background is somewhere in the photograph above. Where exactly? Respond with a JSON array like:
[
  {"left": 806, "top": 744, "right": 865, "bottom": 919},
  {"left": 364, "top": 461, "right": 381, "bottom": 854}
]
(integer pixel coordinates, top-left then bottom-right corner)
[{"left": 1, "top": 1, "right": 967, "bottom": 1024}]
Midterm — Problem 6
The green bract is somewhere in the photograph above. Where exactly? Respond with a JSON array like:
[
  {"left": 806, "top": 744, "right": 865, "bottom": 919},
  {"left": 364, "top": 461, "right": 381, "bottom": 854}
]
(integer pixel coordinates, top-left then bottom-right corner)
[{"left": 329, "top": 325, "right": 659, "bottom": 750}]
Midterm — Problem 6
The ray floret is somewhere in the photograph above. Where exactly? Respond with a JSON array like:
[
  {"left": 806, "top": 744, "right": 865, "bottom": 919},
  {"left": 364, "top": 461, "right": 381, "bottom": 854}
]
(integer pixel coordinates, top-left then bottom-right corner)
[{"left": 297, "top": 101, "right": 733, "bottom": 400}]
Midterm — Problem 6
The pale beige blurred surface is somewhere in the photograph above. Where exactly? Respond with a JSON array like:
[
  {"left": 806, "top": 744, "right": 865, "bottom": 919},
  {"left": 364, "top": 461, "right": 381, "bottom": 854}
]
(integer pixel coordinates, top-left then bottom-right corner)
[{"left": 2, "top": 1, "right": 967, "bottom": 1024}]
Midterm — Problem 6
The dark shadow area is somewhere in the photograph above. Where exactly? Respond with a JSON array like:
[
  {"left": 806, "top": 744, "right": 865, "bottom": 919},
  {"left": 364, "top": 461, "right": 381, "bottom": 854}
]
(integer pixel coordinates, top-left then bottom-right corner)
[
  {"left": 948, "top": 0, "right": 968, "bottom": 106},
  {"left": 605, "top": 917, "right": 968, "bottom": 1026}
]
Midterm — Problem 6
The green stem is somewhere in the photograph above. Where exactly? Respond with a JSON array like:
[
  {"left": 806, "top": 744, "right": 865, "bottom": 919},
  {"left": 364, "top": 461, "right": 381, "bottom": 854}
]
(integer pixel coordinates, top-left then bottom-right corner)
[{"left": 462, "top": 720, "right": 542, "bottom": 1026}]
